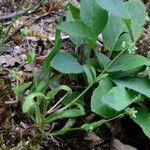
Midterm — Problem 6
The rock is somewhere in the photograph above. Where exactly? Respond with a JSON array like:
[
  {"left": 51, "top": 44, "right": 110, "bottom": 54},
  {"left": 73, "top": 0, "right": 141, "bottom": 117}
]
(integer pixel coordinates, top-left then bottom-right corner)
[{"left": 112, "top": 139, "right": 137, "bottom": 150}]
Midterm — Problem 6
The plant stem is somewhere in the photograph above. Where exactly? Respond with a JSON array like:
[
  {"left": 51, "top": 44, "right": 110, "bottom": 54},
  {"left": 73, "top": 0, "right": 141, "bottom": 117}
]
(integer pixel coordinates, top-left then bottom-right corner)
[
  {"left": 46, "top": 93, "right": 69, "bottom": 114},
  {"left": 50, "top": 112, "right": 126, "bottom": 136}
]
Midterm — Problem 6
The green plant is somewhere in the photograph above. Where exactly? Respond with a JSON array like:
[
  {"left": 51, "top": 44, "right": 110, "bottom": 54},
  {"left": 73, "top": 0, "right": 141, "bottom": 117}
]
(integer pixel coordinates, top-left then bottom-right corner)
[
  {"left": 22, "top": 0, "right": 150, "bottom": 139},
  {"left": 11, "top": 68, "right": 32, "bottom": 101}
]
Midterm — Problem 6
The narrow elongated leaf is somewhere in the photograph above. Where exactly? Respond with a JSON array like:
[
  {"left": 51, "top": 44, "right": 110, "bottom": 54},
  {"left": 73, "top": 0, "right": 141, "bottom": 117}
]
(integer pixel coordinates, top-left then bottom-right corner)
[
  {"left": 52, "top": 119, "right": 76, "bottom": 136},
  {"left": 133, "top": 106, "right": 150, "bottom": 139},
  {"left": 45, "top": 106, "right": 85, "bottom": 123},
  {"left": 69, "top": 1, "right": 80, "bottom": 20},
  {"left": 91, "top": 77, "right": 118, "bottom": 118},
  {"left": 95, "top": 0, "right": 129, "bottom": 19},
  {"left": 12, "top": 82, "right": 32, "bottom": 97},
  {"left": 41, "top": 28, "right": 61, "bottom": 74},
  {"left": 113, "top": 77, "right": 150, "bottom": 98},
  {"left": 80, "top": 0, "right": 108, "bottom": 35},
  {"left": 47, "top": 85, "right": 72, "bottom": 100},
  {"left": 51, "top": 52, "right": 84, "bottom": 74},
  {"left": 102, "top": 86, "right": 134, "bottom": 111},
  {"left": 22, "top": 93, "right": 46, "bottom": 113},
  {"left": 83, "top": 65, "right": 96, "bottom": 85},
  {"left": 59, "top": 21, "right": 97, "bottom": 43},
  {"left": 108, "top": 55, "right": 147, "bottom": 72}
]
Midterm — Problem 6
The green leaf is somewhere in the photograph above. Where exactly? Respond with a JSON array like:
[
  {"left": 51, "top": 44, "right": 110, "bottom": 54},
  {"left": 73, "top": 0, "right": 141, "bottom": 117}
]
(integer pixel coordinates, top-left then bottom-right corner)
[
  {"left": 80, "top": 0, "right": 108, "bottom": 35},
  {"left": 133, "top": 106, "right": 150, "bottom": 139},
  {"left": 125, "top": 0, "right": 146, "bottom": 41},
  {"left": 41, "top": 28, "right": 61, "bottom": 74},
  {"left": 102, "top": 15, "right": 125, "bottom": 50},
  {"left": 102, "top": 86, "right": 134, "bottom": 111},
  {"left": 27, "top": 50, "right": 35, "bottom": 65},
  {"left": 51, "top": 52, "right": 84, "bottom": 74},
  {"left": 110, "top": 66, "right": 145, "bottom": 78},
  {"left": 83, "top": 65, "right": 96, "bottom": 85},
  {"left": 52, "top": 119, "right": 76, "bottom": 136},
  {"left": 68, "top": 1, "right": 80, "bottom": 20},
  {"left": 97, "top": 52, "right": 110, "bottom": 68},
  {"left": 66, "top": 10, "right": 84, "bottom": 46},
  {"left": 58, "top": 21, "right": 97, "bottom": 43},
  {"left": 95, "top": 0, "right": 129, "bottom": 19},
  {"left": 22, "top": 93, "right": 46, "bottom": 113},
  {"left": 12, "top": 82, "right": 32, "bottom": 97},
  {"left": 91, "top": 77, "right": 118, "bottom": 118},
  {"left": 113, "top": 77, "right": 150, "bottom": 98},
  {"left": 108, "top": 55, "right": 147, "bottom": 72},
  {"left": 47, "top": 85, "right": 72, "bottom": 100},
  {"left": 102, "top": 0, "right": 146, "bottom": 51},
  {"left": 62, "top": 92, "right": 84, "bottom": 106}
]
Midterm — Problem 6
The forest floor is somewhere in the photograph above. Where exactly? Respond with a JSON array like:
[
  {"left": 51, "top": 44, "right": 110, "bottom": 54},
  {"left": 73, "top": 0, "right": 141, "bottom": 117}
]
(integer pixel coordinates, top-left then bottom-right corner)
[{"left": 0, "top": 0, "right": 150, "bottom": 150}]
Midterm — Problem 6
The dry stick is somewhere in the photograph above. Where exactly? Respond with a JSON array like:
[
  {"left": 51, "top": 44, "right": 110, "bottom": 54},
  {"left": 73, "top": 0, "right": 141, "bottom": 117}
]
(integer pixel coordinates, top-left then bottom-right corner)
[
  {"left": 46, "top": 93, "right": 69, "bottom": 115},
  {"left": 5, "top": 11, "right": 57, "bottom": 43},
  {"left": 0, "top": 4, "right": 40, "bottom": 21}
]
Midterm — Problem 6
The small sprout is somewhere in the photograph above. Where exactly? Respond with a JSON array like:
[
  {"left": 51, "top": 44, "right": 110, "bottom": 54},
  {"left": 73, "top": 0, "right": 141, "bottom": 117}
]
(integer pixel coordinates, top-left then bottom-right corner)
[
  {"left": 11, "top": 68, "right": 19, "bottom": 80},
  {"left": 27, "top": 49, "right": 35, "bottom": 65},
  {"left": 21, "top": 27, "right": 29, "bottom": 37},
  {"left": 125, "top": 107, "right": 138, "bottom": 118}
]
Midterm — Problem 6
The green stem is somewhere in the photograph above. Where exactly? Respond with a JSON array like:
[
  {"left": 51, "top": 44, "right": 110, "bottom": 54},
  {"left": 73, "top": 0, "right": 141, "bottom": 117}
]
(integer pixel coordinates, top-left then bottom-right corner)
[{"left": 50, "top": 112, "right": 126, "bottom": 136}]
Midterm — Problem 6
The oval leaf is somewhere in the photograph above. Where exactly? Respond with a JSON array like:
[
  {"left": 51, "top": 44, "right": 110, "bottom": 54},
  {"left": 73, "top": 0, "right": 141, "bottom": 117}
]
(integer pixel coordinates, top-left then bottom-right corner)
[
  {"left": 113, "top": 77, "right": 150, "bottom": 98},
  {"left": 108, "top": 55, "right": 146, "bottom": 72},
  {"left": 58, "top": 21, "right": 97, "bottom": 42},
  {"left": 80, "top": 0, "right": 108, "bottom": 35},
  {"left": 95, "top": 0, "right": 130, "bottom": 19},
  {"left": 51, "top": 52, "right": 84, "bottom": 74}
]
